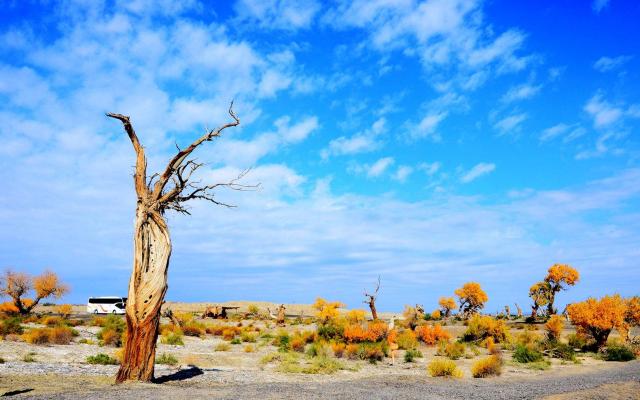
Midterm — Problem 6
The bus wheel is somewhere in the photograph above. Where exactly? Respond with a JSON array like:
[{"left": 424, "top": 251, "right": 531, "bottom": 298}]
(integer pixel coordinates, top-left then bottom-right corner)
[{"left": 93, "top": 310, "right": 98, "bottom": 314}]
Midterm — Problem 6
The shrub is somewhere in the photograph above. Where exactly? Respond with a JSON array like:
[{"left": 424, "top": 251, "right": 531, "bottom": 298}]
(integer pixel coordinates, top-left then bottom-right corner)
[
  {"left": 306, "top": 342, "right": 329, "bottom": 358},
  {"left": 427, "top": 359, "right": 462, "bottom": 378},
  {"left": 90, "top": 316, "right": 106, "bottom": 327},
  {"left": 471, "top": 355, "right": 502, "bottom": 378},
  {"left": 48, "top": 326, "right": 74, "bottom": 344},
  {"left": 241, "top": 331, "right": 257, "bottom": 343},
  {"left": 97, "top": 315, "right": 125, "bottom": 347},
  {"left": 23, "top": 328, "right": 51, "bottom": 344},
  {"left": 545, "top": 315, "right": 564, "bottom": 342},
  {"left": 291, "top": 336, "right": 306, "bottom": 352},
  {"left": 86, "top": 353, "right": 119, "bottom": 365},
  {"left": 346, "top": 309, "right": 366, "bottom": 323},
  {"left": 513, "top": 327, "right": 541, "bottom": 348},
  {"left": 0, "top": 317, "right": 23, "bottom": 336},
  {"left": 513, "top": 344, "right": 544, "bottom": 363},
  {"left": 182, "top": 323, "right": 206, "bottom": 338},
  {"left": 462, "top": 315, "right": 510, "bottom": 344},
  {"left": 273, "top": 331, "right": 291, "bottom": 351},
  {"left": 313, "top": 298, "right": 345, "bottom": 324},
  {"left": 214, "top": 342, "right": 231, "bottom": 351},
  {"left": 404, "top": 348, "right": 423, "bottom": 362},
  {"left": 161, "top": 332, "right": 184, "bottom": 346},
  {"left": 603, "top": 344, "right": 636, "bottom": 361},
  {"left": 23, "top": 352, "right": 37, "bottom": 362},
  {"left": 547, "top": 342, "right": 576, "bottom": 361},
  {"left": 156, "top": 353, "right": 179, "bottom": 365},
  {"left": 415, "top": 324, "right": 451, "bottom": 345},
  {"left": 343, "top": 321, "right": 388, "bottom": 343},
  {"left": 396, "top": 329, "right": 418, "bottom": 350},
  {"left": 56, "top": 304, "right": 73, "bottom": 318},
  {"left": 248, "top": 304, "right": 259, "bottom": 315},
  {"left": 345, "top": 342, "right": 387, "bottom": 363},
  {"left": 244, "top": 345, "right": 255, "bottom": 353},
  {"left": 440, "top": 341, "right": 466, "bottom": 360},
  {"left": 230, "top": 338, "right": 241, "bottom": 344},
  {"left": 567, "top": 333, "right": 590, "bottom": 350},
  {"left": 206, "top": 324, "right": 225, "bottom": 336},
  {"left": 331, "top": 342, "right": 345, "bottom": 358},
  {"left": 222, "top": 327, "right": 240, "bottom": 340},
  {"left": 431, "top": 310, "right": 442, "bottom": 320},
  {"left": 0, "top": 301, "right": 20, "bottom": 315},
  {"left": 41, "top": 316, "right": 63, "bottom": 326},
  {"left": 317, "top": 321, "right": 345, "bottom": 341}
]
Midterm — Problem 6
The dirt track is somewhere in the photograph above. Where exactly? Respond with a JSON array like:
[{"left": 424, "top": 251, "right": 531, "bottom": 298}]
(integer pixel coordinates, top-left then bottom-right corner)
[{"left": 1, "top": 360, "right": 639, "bottom": 399}]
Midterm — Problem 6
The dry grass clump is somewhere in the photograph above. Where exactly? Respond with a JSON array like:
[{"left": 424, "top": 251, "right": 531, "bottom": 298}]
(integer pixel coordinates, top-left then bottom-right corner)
[
  {"left": 156, "top": 353, "right": 179, "bottom": 365},
  {"left": 331, "top": 342, "right": 345, "bottom": 358},
  {"left": 215, "top": 342, "right": 231, "bottom": 351},
  {"left": 244, "top": 344, "right": 255, "bottom": 353},
  {"left": 345, "top": 342, "right": 388, "bottom": 363},
  {"left": 97, "top": 316, "right": 125, "bottom": 347},
  {"left": 161, "top": 332, "right": 185, "bottom": 346},
  {"left": 0, "top": 317, "right": 23, "bottom": 337},
  {"left": 222, "top": 327, "right": 241, "bottom": 340},
  {"left": 22, "top": 326, "right": 75, "bottom": 345},
  {"left": 41, "top": 316, "right": 63, "bottom": 326},
  {"left": 471, "top": 355, "right": 503, "bottom": 378},
  {"left": 427, "top": 358, "right": 463, "bottom": 378},
  {"left": 415, "top": 324, "right": 451, "bottom": 345},
  {"left": 86, "top": 353, "right": 118, "bottom": 365},
  {"left": 56, "top": 304, "right": 73, "bottom": 318},
  {"left": 205, "top": 323, "right": 226, "bottom": 336}
]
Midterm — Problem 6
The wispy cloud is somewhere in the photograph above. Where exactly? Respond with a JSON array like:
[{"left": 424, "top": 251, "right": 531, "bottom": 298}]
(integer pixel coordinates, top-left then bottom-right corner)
[
  {"left": 460, "top": 162, "right": 496, "bottom": 183},
  {"left": 321, "top": 118, "right": 386, "bottom": 158},
  {"left": 493, "top": 113, "right": 527, "bottom": 135},
  {"left": 501, "top": 83, "right": 541, "bottom": 103},
  {"left": 593, "top": 55, "right": 633, "bottom": 72},
  {"left": 234, "top": 0, "right": 321, "bottom": 31},
  {"left": 592, "top": 0, "right": 610, "bottom": 14}
]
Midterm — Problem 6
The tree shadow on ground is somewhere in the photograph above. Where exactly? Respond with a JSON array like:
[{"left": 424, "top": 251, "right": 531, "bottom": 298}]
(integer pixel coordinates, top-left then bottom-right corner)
[
  {"left": 2, "top": 388, "right": 34, "bottom": 397},
  {"left": 153, "top": 365, "right": 204, "bottom": 384}
]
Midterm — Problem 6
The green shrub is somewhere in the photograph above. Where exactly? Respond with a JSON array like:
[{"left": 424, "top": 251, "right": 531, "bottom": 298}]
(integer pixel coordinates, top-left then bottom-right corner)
[
  {"left": 396, "top": 330, "right": 418, "bottom": 350},
  {"left": 23, "top": 352, "right": 37, "bottom": 362},
  {"left": 0, "top": 317, "right": 23, "bottom": 336},
  {"left": 156, "top": 353, "right": 179, "bottom": 365},
  {"left": 404, "top": 348, "right": 423, "bottom": 363},
  {"left": 513, "top": 344, "right": 544, "bottom": 363},
  {"left": 241, "top": 332, "right": 257, "bottom": 343},
  {"left": 604, "top": 344, "right": 636, "bottom": 361},
  {"left": 230, "top": 338, "right": 242, "bottom": 345},
  {"left": 161, "top": 332, "right": 184, "bottom": 346},
  {"left": 97, "top": 315, "right": 125, "bottom": 347},
  {"left": 547, "top": 342, "right": 576, "bottom": 361},
  {"left": 306, "top": 342, "right": 329, "bottom": 358},
  {"left": 273, "top": 332, "right": 291, "bottom": 351},
  {"left": 86, "top": 353, "right": 119, "bottom": 365}
]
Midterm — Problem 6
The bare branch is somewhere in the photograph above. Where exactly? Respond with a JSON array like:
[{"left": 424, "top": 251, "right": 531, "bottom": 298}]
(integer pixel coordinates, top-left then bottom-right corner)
[
  {"left": 154, "top": 102, "right": 240, "bottom": 200},
  {"left": 106, "top": 113, "right": 148, "bottom": 197}
]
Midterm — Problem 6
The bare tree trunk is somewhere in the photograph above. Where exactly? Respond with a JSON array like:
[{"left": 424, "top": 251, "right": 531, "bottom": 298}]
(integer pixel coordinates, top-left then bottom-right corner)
[
  {"left": 368, "top": 301, "right": 378, "bottom": 321},
  {"left": 116, "top": 209, "right": 171, "bottom": 383}
]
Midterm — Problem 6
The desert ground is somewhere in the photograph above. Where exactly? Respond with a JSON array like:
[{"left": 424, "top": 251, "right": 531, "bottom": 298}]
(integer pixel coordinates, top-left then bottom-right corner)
[{"left": 0, "top": 302, "right": 638, "bottom": 399}]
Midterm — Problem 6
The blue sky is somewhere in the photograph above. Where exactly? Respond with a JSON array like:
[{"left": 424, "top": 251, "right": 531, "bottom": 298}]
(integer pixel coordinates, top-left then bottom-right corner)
[{"left": 1, "top": 0, "right": 639, "bottom": 313}]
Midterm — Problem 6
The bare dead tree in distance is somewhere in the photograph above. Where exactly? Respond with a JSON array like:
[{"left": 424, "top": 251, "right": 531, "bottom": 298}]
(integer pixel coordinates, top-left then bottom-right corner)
[
  {"left": 107, "top": 102, "right": 256, "bottom": 383},
  {"left": 363, "top": 276, "right": 381, "bottom": 320}
]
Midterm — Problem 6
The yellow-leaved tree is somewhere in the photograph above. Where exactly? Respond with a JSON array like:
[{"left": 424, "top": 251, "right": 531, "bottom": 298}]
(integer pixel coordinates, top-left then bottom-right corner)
[
  {"left": 544, "top": 263, "right": 579, "bottom": 315},
  {"left": 567, "top": 294, "right": 626, "bottom": 350},
  {"left": 528, "top": 281, "right": 551, "bottom": 318},
  {"left": 454, "top": 282, "right": 488, "bottom": 318},
  {"left": 438, "top": 297, "right": 456, "bottom": 318},
  {"left": 313, "top": 298, "right": 345, "bottom": 324}
]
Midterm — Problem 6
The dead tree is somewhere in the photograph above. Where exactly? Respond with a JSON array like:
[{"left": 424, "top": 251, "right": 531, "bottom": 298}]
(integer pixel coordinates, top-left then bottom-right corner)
[
  {"left": 504, "top": 305, "right": 511, "bottom": 318},
  {"left": 202, "top": 305, "right": 239, "bottom": 319},
  {"left": 276, "top": 304, "right": 286, "bottom": 325},
  {"left": 515, "top": 303, "right": 522, "bottom": 318},
  {"left": 363, "top": 276, "right": 381, "bottom": 320},
  {"left": 162, "top": 309, "right": 183, "bottom": 327},
  {"left": 107, "top": 103, "right": 255, "bottom": 383}
]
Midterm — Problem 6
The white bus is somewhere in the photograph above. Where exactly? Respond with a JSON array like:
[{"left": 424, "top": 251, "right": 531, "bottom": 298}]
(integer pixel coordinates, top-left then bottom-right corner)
[{"left": 87, "top": 297, "right": 127, "bottom": 314}]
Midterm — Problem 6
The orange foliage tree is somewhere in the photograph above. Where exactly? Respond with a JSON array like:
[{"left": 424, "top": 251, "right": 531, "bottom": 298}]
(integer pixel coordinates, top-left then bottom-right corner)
[
  {"left": 544, "top": 263, "right": 579, "bottom": 315},
  {"left": 622, "top": 296, "right": 640, "bottom": 342},
  {"left": 438, "top": 297, "right": 456, "bottom": 318},
  {"left": 0, "top": 270, "right": 68, "bottom": 315},
  {"left": 567, "top": 294, "right": 626, "bottom": 350},
  {"left": 455, "top": 282, "right": 488, "bottom": 318}
]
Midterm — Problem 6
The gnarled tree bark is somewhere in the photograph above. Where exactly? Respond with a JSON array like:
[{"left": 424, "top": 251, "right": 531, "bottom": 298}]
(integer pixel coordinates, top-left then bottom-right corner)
[{"left": 107, "top": 103, "right": 254, "bottom": 383}]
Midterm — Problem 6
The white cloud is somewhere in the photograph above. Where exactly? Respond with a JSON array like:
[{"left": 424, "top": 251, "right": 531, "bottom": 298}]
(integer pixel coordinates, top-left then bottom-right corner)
[
  {"left": 324, "top": 0, "right": 532, "bottom": 91},
  {"left": 460, "top": 162, "right": 495, "bottom": 183},
  {"left": 501, "top": 83, "right": 541, "bottom": 103},
  {"left": 367, "top": 157, "right": 395, "bottom": 177},
  {"left": 322, "top": 118, "right": 386, "bottom": 158},
  {"left": 418, "top": 162, "right": 442, "bottom": 176},
  {"left": 593, "top": 55, "right": 633, "bottom": 72},
  {"left": 540, "top": 123, "right": 570, "bottom": 142},
  {"left": 275, "top": 116, "right": 319, "bottom": 143},
  {"left": 493, "top": 113, "right": 527, "bottom": 135},
  {"left": 584, "top": 93, "right": 623, "bottom": 128},
  {"left": 592, "top": 0, "right": 610, "bottom": 13},
  {"left": 407, "top": 112, "right": 448, "bottom": 141},
  {"left": 393, "top": 165, "right": 413, "bottom": 182},
  {"left": 234, "top": 0, "right": 321, "bottom": 30}
]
